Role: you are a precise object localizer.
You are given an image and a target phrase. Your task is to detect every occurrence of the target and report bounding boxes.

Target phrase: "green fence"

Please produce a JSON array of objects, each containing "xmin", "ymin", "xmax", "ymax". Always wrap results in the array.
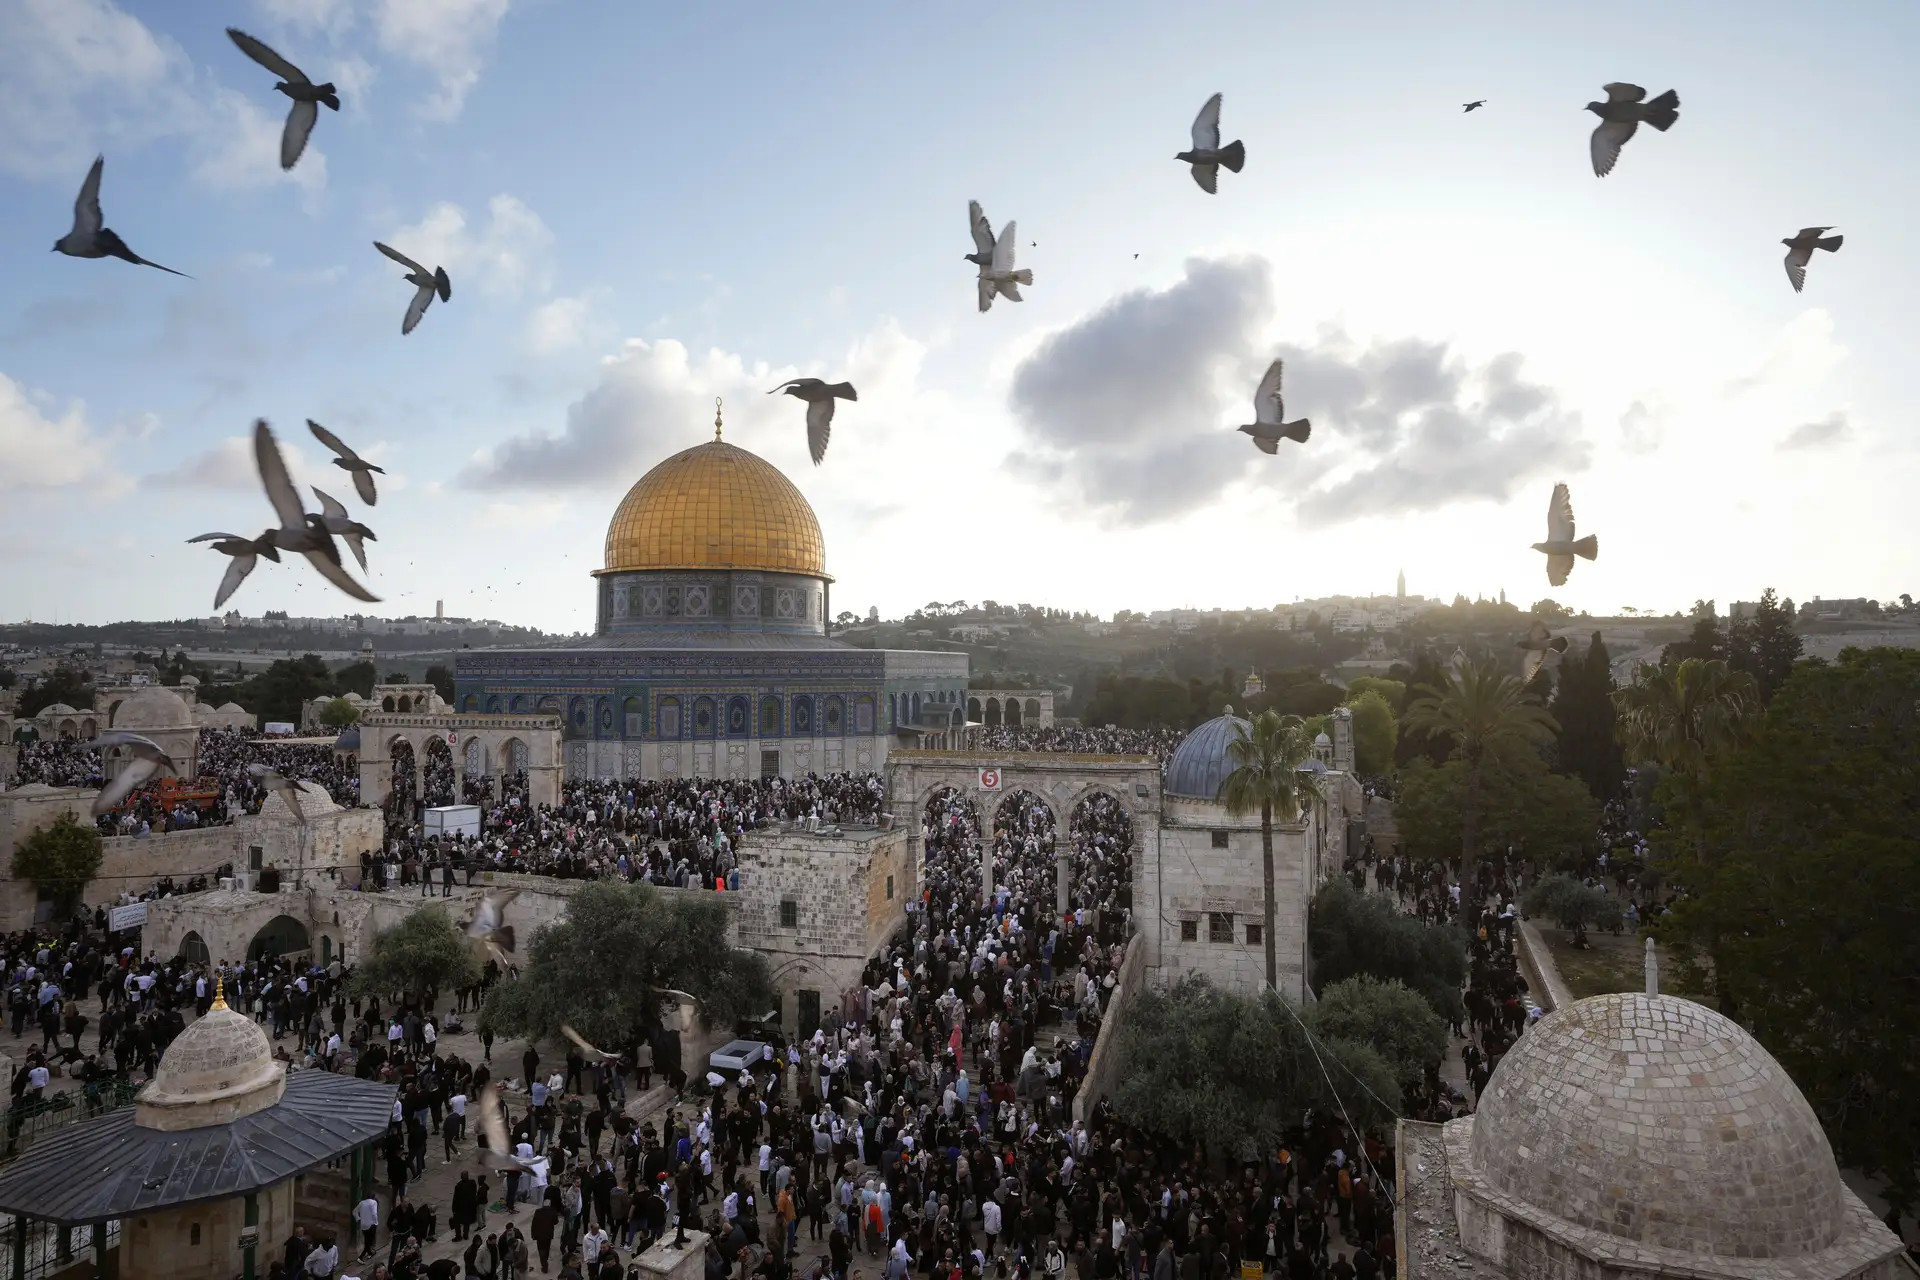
[{"xmin": 1, "ymin": 1082, "xmax": 140, "ymax": 1166}]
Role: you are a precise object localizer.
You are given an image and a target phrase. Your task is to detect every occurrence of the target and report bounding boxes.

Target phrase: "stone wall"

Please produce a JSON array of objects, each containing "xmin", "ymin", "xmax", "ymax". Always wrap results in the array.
[
  {"xmin": 1154, "ymin": 799, "xmax": 1313, "ymax": 1003},
  {"xmin": 1073, "ymin": 934, "xmax": 1144, "ymax": 1123},
  {"xmin": 120, "ymin": 1177, "xmax": 295, "ymax": 1280}
]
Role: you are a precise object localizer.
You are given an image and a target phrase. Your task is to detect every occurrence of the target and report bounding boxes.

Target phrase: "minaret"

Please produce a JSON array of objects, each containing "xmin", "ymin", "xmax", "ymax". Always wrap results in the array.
[{"xmin": 1396, "ymin": 569, "xmax": 1406, "ymax": 599}]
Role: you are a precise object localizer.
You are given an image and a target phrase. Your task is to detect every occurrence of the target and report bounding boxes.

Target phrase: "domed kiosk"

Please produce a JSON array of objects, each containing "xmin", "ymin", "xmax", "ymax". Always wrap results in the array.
[
  {"xmin": 445, "ymin": 407, "xmax": 969, "ymax": 786},
  {"xmin": 1401, "ymin": 992, "xmax": 1907, "ymax": 1279},
  {"xmin": 105, "ymin": 684, "xmax": 200, "ymax": 782},
  {"xmin": 0, "ymin": 983, "xmax": 396, "ymax": 1280}
]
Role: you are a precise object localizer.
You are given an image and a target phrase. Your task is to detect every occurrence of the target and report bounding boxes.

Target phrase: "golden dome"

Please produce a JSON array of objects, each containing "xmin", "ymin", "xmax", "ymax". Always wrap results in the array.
[{"xmin": 600, "ymin": 437, "xmax": 828, "ymax": 579}]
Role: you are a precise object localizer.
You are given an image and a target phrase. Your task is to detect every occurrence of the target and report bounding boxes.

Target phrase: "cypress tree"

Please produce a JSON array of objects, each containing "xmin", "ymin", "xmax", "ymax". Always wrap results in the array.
[{"xmin": 1551, "ymin": 632, "xmax": 1626, "ymax": 803}]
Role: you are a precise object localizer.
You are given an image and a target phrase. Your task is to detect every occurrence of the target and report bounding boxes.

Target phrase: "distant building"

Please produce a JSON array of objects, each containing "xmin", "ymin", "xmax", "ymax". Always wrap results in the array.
[{"xmin": 1397, "ymin": 569, "xmax": 1406, "ymax": 599}]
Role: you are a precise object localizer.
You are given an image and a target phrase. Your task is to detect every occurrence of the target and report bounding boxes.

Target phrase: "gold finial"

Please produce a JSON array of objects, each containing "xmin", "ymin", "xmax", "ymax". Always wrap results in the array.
[
  {"xmin": 714, "ymin": 397, "xmax": 724, "ymax": 442},
  {"xmin": 211, "ymin": 971, "xmax": 228, "ymax": 1012}
]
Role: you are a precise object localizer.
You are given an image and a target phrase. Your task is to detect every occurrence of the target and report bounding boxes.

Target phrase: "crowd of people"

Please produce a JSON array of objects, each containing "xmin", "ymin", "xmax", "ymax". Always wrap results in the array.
[{"xmin": 975, "ymin": 727, "xmax": 1184, "ymax": 763}]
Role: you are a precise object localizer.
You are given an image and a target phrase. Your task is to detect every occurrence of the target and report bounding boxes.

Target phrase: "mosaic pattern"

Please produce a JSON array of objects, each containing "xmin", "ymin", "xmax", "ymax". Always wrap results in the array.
[
  {"xmin": 1464, "ymin": 993, "xmax": 1846, "ymax": 1260},
  {"xmin": 601, "ymin": 440, "xmax": 827, "ymax": 577}
]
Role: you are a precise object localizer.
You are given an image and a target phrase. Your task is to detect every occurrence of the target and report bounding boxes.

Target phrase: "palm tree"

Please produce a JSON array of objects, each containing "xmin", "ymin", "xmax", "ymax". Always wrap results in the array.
[
  {"xmin": 1402, "ymin": 657, "xmax": 1559, "ymax": 903},
  {"xmin": 1612, "ymin": 658, "xmax": 1758, "ymax": 777},
  {"xmin": 1220, "ymin": 710, "xmax": 1323, "ymax": 990}
]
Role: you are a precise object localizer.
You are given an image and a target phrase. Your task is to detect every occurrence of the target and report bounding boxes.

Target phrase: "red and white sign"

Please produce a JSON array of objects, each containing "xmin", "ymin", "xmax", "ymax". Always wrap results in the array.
[
  {"xmin": 447, "ymin": 732, "xmax": 458, "ymax": 746},
  {"xmin": 977, "ymin": 767, "xmax": 1002, "ymax": 792}
]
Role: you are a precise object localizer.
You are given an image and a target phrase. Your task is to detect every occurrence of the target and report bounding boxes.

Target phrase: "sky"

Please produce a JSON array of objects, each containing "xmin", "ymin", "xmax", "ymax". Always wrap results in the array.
[{"xmin": 2, "ymin": 0, "xmax": 1917, "ymax": 632}]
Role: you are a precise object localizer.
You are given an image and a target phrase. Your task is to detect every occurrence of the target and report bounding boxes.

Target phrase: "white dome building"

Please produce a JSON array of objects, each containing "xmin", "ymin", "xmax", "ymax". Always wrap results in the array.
[{"xmin": 106, "ymin": 684, "xmax": 199, "ymax": 781}]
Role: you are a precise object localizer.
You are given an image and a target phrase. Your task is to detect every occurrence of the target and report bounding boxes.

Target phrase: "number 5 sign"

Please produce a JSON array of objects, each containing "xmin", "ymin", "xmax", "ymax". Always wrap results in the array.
[{"xmin": 977, "ymin": 767, "xmax": 1002, "ymax": 792}]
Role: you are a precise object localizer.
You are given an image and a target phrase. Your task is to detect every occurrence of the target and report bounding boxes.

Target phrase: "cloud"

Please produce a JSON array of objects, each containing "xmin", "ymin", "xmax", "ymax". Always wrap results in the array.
[
  {"xmin": 384, "ymin": 195, "xmax": 551, "ymax": 296},
  {"xmin": 192, "ymin": 87, "xmax": 328, "ymax": 193},
  {"xmin": 143, "ymin": 435, "xmax": 259, "ymax": 491},
  {"xmin": 1726, "ymin": 309, "xmax": 1845, "ymax": 397},
  {"xmin": 0, "ymin": 373, "xmax": 116, "ymax": 490},
  {"xmin": 1618, "ymin": 399, "xmax": 1666, "ymax": 455},
  {"xmin": 1004, "ymin": 254, "xmax": 1587, "ymax": 528},
  {"xmin": 1779, "ymin": 410, "xmax": 1853, "ymax": 451},
  {"xmin": 371, "ymin": 0, "xmax": 510, "ymax": 120},
  {"xmin": 1006, "ymin": 256, "xmax": 1275, "ymax": 524},
  {"xmin": 526, "ymin": 292, "xmax": 598, "ymax": 352}
]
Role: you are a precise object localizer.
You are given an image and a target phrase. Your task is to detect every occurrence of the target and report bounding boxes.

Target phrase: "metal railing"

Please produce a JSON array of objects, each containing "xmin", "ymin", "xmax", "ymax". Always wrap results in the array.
[{"xmin": 1, "ymin": 1081, "xmax": 140, "ymax": 1165}]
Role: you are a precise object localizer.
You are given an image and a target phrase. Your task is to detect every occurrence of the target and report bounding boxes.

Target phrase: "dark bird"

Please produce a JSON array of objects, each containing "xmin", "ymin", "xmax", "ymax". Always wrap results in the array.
[
  {"xmin": 1782, "ymin": 227, "xmax": 1843, "ymax": 293},
  {"xmin": 1532, "ymin": 482, "xmax": 1599, "ymax": 586},
  {"xmin": 1516, "ymin": 619, "xmax": 1570, "ymax": 681},
  {"xmin": 187, "ymin": 529, "xmax": 281, "ymax": 608},
  {"xmin": 226, "ymin": 28, "xmax": 337, "ymax": 170},
  {"xmin": 465, "ymin": 889, "xmax": 519, "ymax": 967},
  {"xmin": 253, "ymin": 419, "xmax": 380, "ymax": 601},
  {"xmin": 373, "ymin": 241, "xmax": 452, "ymax": 335},
  {"xmin": 52, "ymin": 156, "xmax": 189, "ymax": 277},
  {"xmin": 1463, "ymin": 100, "xmax": 1487, "ymax": 112},
  {"xmin": 308, "ymin": 419, "xmax": 384, "ymax": 505},
  {"xmin": 313, "ymin": 487, "xmax": 377, "ymax": 571},
  {"xmin": 247, "ymin": 763, "xmax": 315, "ymax": 823},
  {"xmin": 81, "ymin": 733, "xmax": 179, "ymax": 816},
  {"xmin": 1176, "ymin": 92, "xmax": 1245, "ymax": 194},
  {"xmin": 1237, "ymin": 360, "xmax": 1311, "ymax": 453},
  {"xmin": 1586, "ymin": 83, "xmax": 1679, "ymax": 176},
  {"xmin": 769, "ymin": 378, "xmax": 857, "ymax": 465},
  {"xmin": 964, "ymin": 201, "xmax": 996, "ymax": 267}
]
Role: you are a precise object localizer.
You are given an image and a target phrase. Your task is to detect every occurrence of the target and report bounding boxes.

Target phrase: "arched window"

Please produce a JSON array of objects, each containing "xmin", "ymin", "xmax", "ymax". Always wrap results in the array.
[
  {"xmin": 727, "ymin": 697, "xmax": 749, "ymax": 736},
  {"xmin": 760, "ymin": 696, "xmax": 782, "ymax": 737},
  {"xmin": 179, "ymin": 931, "xmax": 209, "ymax": 966},
  {"xmin": 658, "ymin": 697, "xmax": 681, "ymax": 739},
  {"xmin": 486, "ymin": 695, "xmax": 503, "ymax": 713},
  {"xmin": 693, "ymin": 696, "xmax": 716, "ymax": 737},
  {"xmin": 984, "ymin": 698, "xmax": 1002, "ymax": 727},
  {"xmin": 792, "ymin": 696, "xmax": 812, "ymax": 734},
  {"xmin": 823, "ymin": 696, "xmax": 844, "ymax": 734},
  {"xmin": 623, "ymin": 696, "xmax": 644, "ymax": 736},
  {"xmin": 382, "ymin": 696, "xmax": 396, "ymax": 712},
  {"xmin": 968, "ymin": 697, "xmax": 982, "ymax": 722},
  {"xmin": 397, "ymin": 695, "xmax": 412, "ymax": 713},
  {"xmin": 1006, "ymin": 698, "xmax": 1023, "ymax": 728},
  {"xmin": 1025, "ymin": 697, "xmax": 1041, "ymax": 722},
  {"xmin": 856, "ymin": 696, "xmax": 875, "ymax": 734},
  {"xmin": 462, "ymin": 694, "xmax": 479, "ymax": 712}
]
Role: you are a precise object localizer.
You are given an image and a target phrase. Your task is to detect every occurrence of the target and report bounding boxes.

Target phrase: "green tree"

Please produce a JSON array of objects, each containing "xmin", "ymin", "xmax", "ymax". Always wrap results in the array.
[
  {"xmin": 1530, "ymin": 598, "xmax": 1572, "ymax": 621},
  {"xmin": 1393, "ymin": 652, "xmax": 1453, "ymax": 768},
  {"xmin": 424, "ymin": 664, "xmax": 456, "ymax": 705},
  {"xmin": 1726, "ymin": 588, "xmax": 1803, "ymax": 704},
  {"xmin": 1344, "ymin": 690, "xmax": 1397, "ymax": 775},
  {"xmin": 1394, "ymin": 740, "xmax": 1598, "ymax": 873},
  {"xmin": 249, "ymin": 654, "xmax": 339, "ymax": 724},
  {"xmin": 1308, "ymin": 975, "xmax": 1448, "ymax": 1092},
  {"xmin": 1613, "ymin": 658, "xmax": 1758, "ymax": 782},
  {"xmin": 1668, "ymin": 648, "xmax": 1920, "ymax": 1210},
  {"xmin": 18, "ymin": 665, "xmax": 95, "ymax": 717},
  {"xmin": 347, "ymin": 906, "xmax": 479, "ymax": 1007},
  {"xmin": 1550, "ymin": 632, "xmax": 1625, "ymax": 803},
  {"xmin": 1663, "ymin": 613, "xmax": 1727, "ymax": 665},
  {"xmin": 1343, "ymin": 677, "xmax": 1406, "ymax": 714},
  {"xmin": 1220, "ymin": 711, "xmax": 1323, "ymax": 990},
  {"xmin": 319, "ymin": 697, "xmax": 362, "ymax": 729},
  {"xmin": 1113, "ymin": 976, "xmax": 1399, "ymax": 1158},
  {"xmin": 1521, "ymin": 872, "xmax": 1622, "ymax": 945},
  {"xmin": 10, "ymin": 812, "xmax": 104, "ymax": 916},
  {"xmin": 1309, "ymin": 878, "xmax": 1467, "ymax": 1024},
  {"xmin": 482, "ymin": 882, "xmax": 773, "ymax": 1052},
  {"xmin": 1403, "ymin": 658, "xmax": 1558, "ymax": 897},
  {"xmin": 333, "ymin": 660, "xmax": 378, "ymax": 698}
]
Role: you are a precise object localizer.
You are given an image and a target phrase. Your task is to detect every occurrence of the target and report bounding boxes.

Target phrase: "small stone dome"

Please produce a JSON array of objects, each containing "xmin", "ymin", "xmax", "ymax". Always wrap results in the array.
[
  {"xmin": 177, "ymin": 674, "xmax": 200, "ymax": 687},
  {"xmin": 1464, "ymin": 992, "xmax": 1847, "ymax": 1260},
  {"xmin": 218, "ymin": 701, "xmax": 246, "ymax": 713},
  {"xmin": 1313, "ymin": 731, "xmax": 1332, "ymax": 746},
  {"xmin": 1163, "ymin": 709, "xmax": 1252, "ymax": 800},
  {"xmin": 135, "ymin": 1002, "xmax": 285, "ymax": 1131},
  {"xmin": 41, "ymin": 702, "xmax": 77, "ymax": 716},
  {"xmin": 114, "ymin": 685, "xmax": 194, "ymax": 731},
  {"xmin": 261, "ymin": 787, "xmax": 340, "ymax": 823}
]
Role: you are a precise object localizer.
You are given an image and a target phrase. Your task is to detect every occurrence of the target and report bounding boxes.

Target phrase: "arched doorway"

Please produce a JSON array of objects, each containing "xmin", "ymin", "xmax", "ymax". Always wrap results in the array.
[
  {"xmin": 990, "ymin": 789, "xmax": 1056, "ymax": 906},
  {"xmin": 388, "ymin": 737, "xmax": 417, "ymax": 812},
  {"xmin": 1068, "ymin": 792, "xmax": 1136, "ymax": 933},
  {"xmin": 967, "ymin": 697, "xmax": 982, "ymax": 723},
  {"xmin": 1005, "ymin": 698, "xmax": 1024, "ymax": 729},
  {"xmin": 983, "ymin": 698, "xmax": 1002, "ymax": 728},
  {"xmin": 920, "ymin": 786, "xmax": 983, "ymax": 910},
  {"xmin": 424, "ymin": 736, "xmax": 455, "ymax": 806},
  {"xmin": 248, "ymin": 914, "xmax": 310, "ymax": 961},
  {"xmin": 178, "ymin": 931, "xmax": 210, "ymax": 967}
]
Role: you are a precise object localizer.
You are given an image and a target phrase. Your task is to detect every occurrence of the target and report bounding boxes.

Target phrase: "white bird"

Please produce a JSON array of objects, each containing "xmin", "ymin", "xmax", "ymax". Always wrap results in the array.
[
  {"xmin": 81, "ymin": 733, "xmax": 179, "ymax": 816},
  {"xmin": 308, "ymin": 420, "xmax": 385, "ymax": 505},
  {"xmin": 465, "ymin": 889, "xmax": 519, "ymax": 966},
  {"xmin": 187, "ymin": 530, "xmax": 282, "ymax": 609},
  {"xmin": 1516, "ymin": 619, "xmax": 1570, "ymax": 681},
  {"xmin": 976, "ymin": 220, "xmax": 1033, "ymax": 312},
  {"xmin": 1175, "ymin": 93, "xmax": 1246, "ymax": 194},
  {"xmin": 475, "ymin": 1087, "xmax": 538, "ymax": 1172},
  {"xmin": 247, "ymin": 763, "xmax": 316, "ymax": 824},
  {"xmin": 52, "ymin": 156, "xmax": 189, "ymax": 277},
  {"xmin": 562, "ymin": 1024, "xmax": 622, "ymax": 1063},
  {"xmin": 768, "ymin": 379, "xmax": 857, "ymax": 465},
  {"xmin": 1781, "ymin": 227, "xmax": 1843, "ymax": 294},
  {"xmin": 226, "ymin": 28, "xmax": 338, "ymax": 171},
  {"xmin": 964, "ymin": 201, "xmax": 997, "ymax": 267},
  {"xmin": 313, "ymin": 487, "xmax": 377, "ymax": 572},
  {"xmin": 373, "ymin": 242, "xmax": 452, "ymax": 335},
  {"xmin": 1531, "ymin": 482, "xmax": 1600, "ymax": 587},
  {"xmin": 1585, "ymin": 83, "xmax": 1679, "ymax": 177},
  {"xmin": 253, "ymin": 420, "xmax": 380, "ymax": 602},
  {"xmin": 1236, "ymin": 360, "xmax": 1312, "ymax": 453}
]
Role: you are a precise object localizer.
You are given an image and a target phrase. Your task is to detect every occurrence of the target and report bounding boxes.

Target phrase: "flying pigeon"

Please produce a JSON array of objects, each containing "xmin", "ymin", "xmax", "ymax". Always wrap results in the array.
[
  {"xmin": 1176, "ymin": 92, "xmax": 1246, "ymax": 194},
  {"xmin": 373, "ymin": 241, "xmax": 452, "ymax": 335},
  {"xmin": 976, "ymin": 220, "xmax": 1033, "ymax": 312},
  {"xmin": 247, "ymin": 763, "xmax": 315, "ymax": 823},
  {"xmin": 1463, "ymin": 100, "xmax": 1487, "ymax": 112},
  {"xmin": 52, "ymin": 156, "xmax": 189, "ymax": 277},
  {"xmin": 1586, "ymin": 83, "xmax": 1679, "ymax": 177},
  {"xmin": 1781, "ymin": 227, "xmax": 1843, "ymax": 294},
  {"xmin": 769, "ymin": 379, "xmax": 857, "ymax": 466},
  {"xmin": 81, "ymin": 733, "xmax": 179, "ymax": 816},
  {"xmin": 253, "ymin": 420, "xmax": 381, "ymax": 602},
  {"xmin": 465, "ymin": 889, "xmax": 519, "ymax": 967},
  {"xmin": 562, "ymin": 1025, "xmax": 622, "ymax": 1064},
  {"xmin": 965, "ymin": 201, "xmax": 997, "ymax": 267},
  {"xmin": 1237, "ymin": 360, "xmax": 1312, "ymax": 453},
  {"xmin": 1516, "ymin": 618, "xmax": 1570, "ymax": 681},
  {"xmin": 187, "ymin": 530, "xmax": 282, "ymax": 608},
  {"xmin": 476, "ymin": 1087, "xmax": 538, "ymax": 1173},
  {"xmin": 226, "ymin": 28, "xmax": 337, "ymax": 170},
  {"xmin": 312, "ymin": 487, "xmax": 377, "ymax": 571},
  {"xmin": 1532, "ymin": 482, "xmax": 1599, "ymax": 587},
  {"xmin": 307, "ymin": 420, "xmax": 384, "ymax": 505}
]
